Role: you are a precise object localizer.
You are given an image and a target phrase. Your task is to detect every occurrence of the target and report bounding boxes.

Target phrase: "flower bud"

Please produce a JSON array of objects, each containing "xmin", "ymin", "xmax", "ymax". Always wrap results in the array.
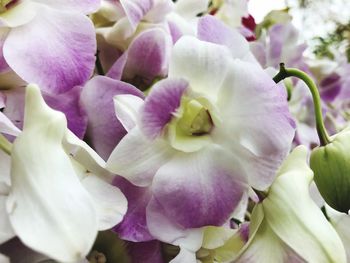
[{"xmin": 310, "ymin": 129, "xmax": 350, "ymax": 213}]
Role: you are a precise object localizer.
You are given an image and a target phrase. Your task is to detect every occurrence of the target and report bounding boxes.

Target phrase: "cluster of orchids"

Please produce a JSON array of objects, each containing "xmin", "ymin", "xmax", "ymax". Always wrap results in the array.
[{"xmin": 1, "ymin": 0, "xmax": 350, "ymax": 262}]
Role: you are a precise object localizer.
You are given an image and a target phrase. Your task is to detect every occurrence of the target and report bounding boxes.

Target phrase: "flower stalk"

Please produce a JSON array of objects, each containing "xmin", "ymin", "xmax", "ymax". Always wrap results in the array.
[{"xmin": 273, "ymin": 63, "xmax": 331, "ymax": 146}]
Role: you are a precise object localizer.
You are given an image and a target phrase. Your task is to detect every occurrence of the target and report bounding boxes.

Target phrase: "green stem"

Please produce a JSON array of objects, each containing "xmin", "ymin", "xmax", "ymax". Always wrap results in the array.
[
  {"xmin": 0, "ymin": 133, "xmax": 11, "ymax": 155},
  {"xmin": 273, "ymin": 63, "xmax": 331, "ymax": 146}
]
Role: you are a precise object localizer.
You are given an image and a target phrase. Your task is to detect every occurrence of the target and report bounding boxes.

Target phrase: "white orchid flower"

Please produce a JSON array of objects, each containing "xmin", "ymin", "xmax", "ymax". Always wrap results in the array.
[
  {"xmin": 235, "ymin": 146, "xmax": 346, "ymax": 263},
  {"xmin": 5, "ymin": 84, "xmax": 127, "ymax": 262}
]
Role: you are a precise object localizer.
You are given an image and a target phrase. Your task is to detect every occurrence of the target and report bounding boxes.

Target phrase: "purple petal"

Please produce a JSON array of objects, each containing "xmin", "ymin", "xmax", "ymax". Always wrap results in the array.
[
  {"xmin": 168, "ymin": 20, "xmax": 183, "ymax": 43},
  {"xmin": 97, "ymin": 34, "xmax": 124, "ymax": 76},
  {"xmin": 319, "ymin": 73, "xmax": 341, "ymax": 102},
  {"xmin": 267, "ymin": 24, "xmax": 285, "ymax": 67},
  {"xmin": 0, "ymin": 31, "xmax": 9, "ymax": 74},
  {"xmin": 81, "ymin": 76, "xmax": 144, "ymax": 160},
  {"xmin": 43, "ymin": 86, "xmax": 87, "ymax": 139},
  {"xmin": 107, "ymin": 52, "xmax": 128, "ymax": 80},
  {"xmin": 122, "ymin": 28, "xmax": 172, "ymax": 89},
  {"xmin": 3, "ymin": 6, "xmax": 96, "ymax": 94},
  {"xmin": 112, "ymin": 176, "xmax": 154, "ymax": 242},
  {"xmin": 267, "ymin": 23, "xmax": 305, "ymax": 68},
  {"xmin": 152, "ymin": 145, "xmax": 246, "ymax": 228},
  {"xmin": 249, "ymin": 42, "xmax": 267, "ymax": 67},
  {"xmin": 120, "ymin": 0, "xmax": 153, "ymax": 29},
  {"xmin": 197, "ymin": 15, "xmax": 249, "ymax": 59},
  {"xmin": 32, "ymin": 0, "xmax": 101, "ymax": 14},
  {"xmin": 141, "ymin": 78, "xmax": 188, "ymax": 139},
  {"xmin": 146, "ymin": 197, "xmax": 204, "ymax": 250},
  {"xmin": 3, "ymin": 86, "xmax": 88, "ymax": 139}
]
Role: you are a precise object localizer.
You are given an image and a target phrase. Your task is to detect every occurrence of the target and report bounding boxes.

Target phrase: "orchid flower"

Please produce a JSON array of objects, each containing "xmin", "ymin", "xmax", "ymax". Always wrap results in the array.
[
  {"xmin": 5, "ymin": 84, "xmax": 127, "ymax": 262},
  {"xmin": 96, "ymin": 0, "xmax": 173, "ymax": 50},
  {"xmin": 0, "ymin": 0, "xmax": 99, "ymax": 94},
  {"xmin": 234, "ymin": 146, "xmax": 346, "ymax": 262},
  {"xmin": 93, "ymin": 0, "xmax": 208, "ymax": 51},
  {"xmin": 250, "ymin": 22, "xmax": 308, "ymax": 71},
  {"xmin": 92, "ymin": 0, "xmax": 210, "ymax": 83},
  {"xmin": 107, "ymin": 33, "xmax": 295, "ymax": 260},
  {"xmin": 92, "ymin": 0, "xmax": 174, "ymax": 92}
]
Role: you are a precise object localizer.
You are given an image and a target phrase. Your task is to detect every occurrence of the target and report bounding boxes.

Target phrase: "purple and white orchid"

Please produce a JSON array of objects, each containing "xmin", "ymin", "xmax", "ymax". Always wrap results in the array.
[
  {"xmin": 0, "ymin": 0, "xmax": 99, "ymax": 93},
  {"xmin": 0, "ymin": 1, "xmax": 349, "ymax": 262},
  {"xmin": 107, "ymin": 31, "xmax": 295, "ymax": 260}
]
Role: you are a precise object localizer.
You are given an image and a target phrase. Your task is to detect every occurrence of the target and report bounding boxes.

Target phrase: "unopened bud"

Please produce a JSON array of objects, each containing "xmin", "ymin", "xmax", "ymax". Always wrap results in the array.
[{"xmin": 310, "ymin": 129, "xmax": 350, "ymax": 213}]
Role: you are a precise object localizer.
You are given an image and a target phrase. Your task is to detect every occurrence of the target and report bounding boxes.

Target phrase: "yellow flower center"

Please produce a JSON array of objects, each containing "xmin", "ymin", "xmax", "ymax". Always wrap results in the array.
[
  {"xmin": 166, "ymin": 97, "xmax": 215, "ymax": 152},
  {"xmin": 177, "ymin": 99, "xmax": 212, "ymax": 136}
]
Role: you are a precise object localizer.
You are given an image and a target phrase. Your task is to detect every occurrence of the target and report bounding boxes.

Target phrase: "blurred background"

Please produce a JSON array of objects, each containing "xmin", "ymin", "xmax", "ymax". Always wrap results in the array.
[{"xmin": 249, "ymin": 0, "xmax": 350, "ymax": 59}]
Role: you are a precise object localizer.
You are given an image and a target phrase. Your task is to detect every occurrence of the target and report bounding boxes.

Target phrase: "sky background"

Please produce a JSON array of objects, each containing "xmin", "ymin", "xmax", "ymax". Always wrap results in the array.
[
  {"xmin": 248, "ymin": 0, "xmax": 287, "ymax": 23},
  {"xmin": 248, "ymin": 0, "xmax": 350, "ymax": 48}
]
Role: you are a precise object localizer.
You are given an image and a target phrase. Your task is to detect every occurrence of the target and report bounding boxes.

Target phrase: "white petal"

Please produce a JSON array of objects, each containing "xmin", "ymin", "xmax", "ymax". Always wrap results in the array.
[
  {"xmin": 169, "ymin": 36, "xmax": 231, "ymax": 100},
  {"xmin": 236, "ymin": 146, "xmax": 347, "ymax": 262},
  {"xmin": 202, "ymin": 226, "xmax": 238, "ymax": 250},
  {"xmin": 265, "ymin": 146, "xmax": 346, "ymax": 262},
  {"xmin": 327, "ymin": 206, "xmax": 350, "ymax": 261},
  {"xmin": 0, "ymin": 195, "xmax": 14, "ymax": 244},
  {"xmin": 106, "ymin": 127, "xmax": 174, "ymax": 187},
  {"xmin": 114, "ymin": 94, "xmax": 144, "ymax": 132},
  {"xmin": 63, "ymin": 130, "xmax": 112, "ymax": 182},
  {"xmin": 7, "ymin": 85, "xmax": 98, "ymax": 262},
  {"xmin": 236, "ymin": 207, "xmax": 305, "ymax": 263},
  {"xmin": 214, "ymin": 60, "xmax": 295, "ymax": 190},
  {"xmin": 82, "ymin": 175, "xmax": 127, "ymax": 230},
  {"xmin": 175, "ymin": 0, "xmax": 209, "ymax": 19}
]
